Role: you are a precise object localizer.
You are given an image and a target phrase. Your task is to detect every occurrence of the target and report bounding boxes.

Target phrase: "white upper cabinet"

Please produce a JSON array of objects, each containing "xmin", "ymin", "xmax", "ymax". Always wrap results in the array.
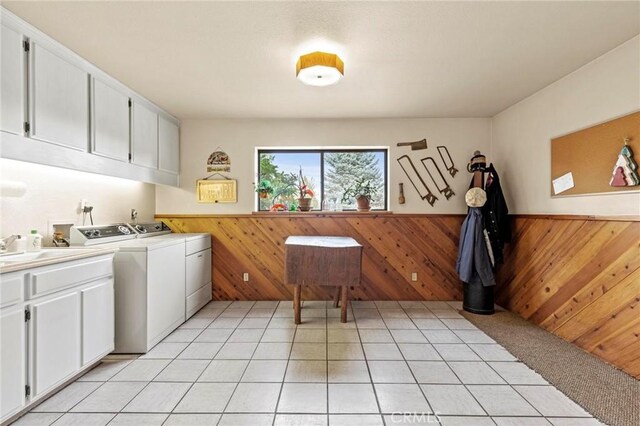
[
  {"xmin": 91, "ymin": 78, "xmax": 130, "ymax": 162},
  {"xmin": 131, "ymin": 101, "xmax": 158, "ymax": 169},
  {"xmin": 30, "ymin": 42, "xmax": 89, "ymax": 151},
  {"xmin": 1, "ymin": 23, "xmax": 25, "ymax": 135},
  {"xmin": 159, "ymin": 115, "xmax": 180, "ymax": 174}
]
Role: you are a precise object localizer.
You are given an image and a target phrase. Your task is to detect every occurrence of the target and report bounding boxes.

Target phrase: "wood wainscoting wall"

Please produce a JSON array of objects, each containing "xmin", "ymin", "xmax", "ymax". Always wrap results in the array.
[
  {"xmin": 496, "ymin": 215, "xmax": 640, "ymax": 378},
  {"xmin": 156, "ymin": 213, "xmax": 639, "ymax": 377},
  {"xmin": 157, "ymin": 213, "xmax": 465, "ymax": 301}
]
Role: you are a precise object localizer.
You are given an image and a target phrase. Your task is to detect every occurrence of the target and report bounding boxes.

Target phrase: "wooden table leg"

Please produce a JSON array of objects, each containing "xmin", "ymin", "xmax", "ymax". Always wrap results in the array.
[
  {"xmin": 340, "ymin": 285, "xmax": 348, "ymax": 323},
  {"xmin": 333, "ymin": 287, "xmax": 341, "ymax": 308},
  {"xmin": 294, "ymin": 284, "xmax": 302, "ymax": 324}
]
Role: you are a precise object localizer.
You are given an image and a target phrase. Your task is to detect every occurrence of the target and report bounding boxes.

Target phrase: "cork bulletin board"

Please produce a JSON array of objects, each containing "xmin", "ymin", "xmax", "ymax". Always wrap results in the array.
[{"xmin": 551, "ymin": 111, "xmax": 640, "ymax": 197}]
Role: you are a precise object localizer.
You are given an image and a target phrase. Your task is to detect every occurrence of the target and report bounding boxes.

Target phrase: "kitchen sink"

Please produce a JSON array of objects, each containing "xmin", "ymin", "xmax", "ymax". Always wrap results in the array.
[{"xmin": 0, "ymin": 249, "xmax": 89, "ymax": 263}]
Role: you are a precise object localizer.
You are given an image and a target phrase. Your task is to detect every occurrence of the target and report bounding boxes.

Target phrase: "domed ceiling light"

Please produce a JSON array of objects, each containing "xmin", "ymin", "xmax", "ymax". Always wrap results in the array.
[{"xmin": 296, "ymin": 51, "xmax": 344, "ymax": 86}]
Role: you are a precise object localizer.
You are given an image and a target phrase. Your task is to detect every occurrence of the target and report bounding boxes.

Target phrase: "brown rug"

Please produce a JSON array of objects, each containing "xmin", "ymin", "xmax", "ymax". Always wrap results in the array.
[{"xmin": 461, "ymin": 309, "xmax": 640, "ymax": 426}]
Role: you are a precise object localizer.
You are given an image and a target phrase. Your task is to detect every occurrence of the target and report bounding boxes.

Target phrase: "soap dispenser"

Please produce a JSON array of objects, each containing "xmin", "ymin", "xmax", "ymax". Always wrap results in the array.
[{"xmin": 27, "ymin": 229, "xmax": 43, "ymax": 252}]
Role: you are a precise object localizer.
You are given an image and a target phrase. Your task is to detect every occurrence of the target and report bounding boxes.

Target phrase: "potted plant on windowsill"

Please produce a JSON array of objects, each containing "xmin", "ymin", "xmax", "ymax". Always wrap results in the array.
[
  {"xmin": 342, "ymin": 178, "xmax": 376, "ymax": 212},
  {"xmin": 255, "ymin": 179, "xmax": 274, "ymax": 199},
  {"xmin": 296, "ymin": 167, "xmax": 314, "ymax": 211}
]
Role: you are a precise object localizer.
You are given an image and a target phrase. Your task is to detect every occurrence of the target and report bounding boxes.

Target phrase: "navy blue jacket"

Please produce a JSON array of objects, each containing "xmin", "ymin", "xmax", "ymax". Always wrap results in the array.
[{"xmin": 456, "ymin": 208, "xmax": 496, "ymax": 287}]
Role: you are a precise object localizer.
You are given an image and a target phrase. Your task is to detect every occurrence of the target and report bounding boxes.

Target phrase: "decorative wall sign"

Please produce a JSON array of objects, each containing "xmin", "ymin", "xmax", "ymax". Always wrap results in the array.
[
  {"xmin": 207, "ymin": 148, "xmax": 231, "ymax": 173},
  {"xmin": 197, "ymin": 179, "xmax": 237, "ymax": 203},
  {"xmin": 609, "ymin": 139, "xmax": 639, "ymax": 187}
]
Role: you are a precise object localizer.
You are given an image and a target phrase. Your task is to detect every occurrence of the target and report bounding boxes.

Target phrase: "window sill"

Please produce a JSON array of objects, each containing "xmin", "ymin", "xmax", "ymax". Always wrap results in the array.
[{"xmin": 251, "ymin": 211, "xmax": 393, "ymax": 217}]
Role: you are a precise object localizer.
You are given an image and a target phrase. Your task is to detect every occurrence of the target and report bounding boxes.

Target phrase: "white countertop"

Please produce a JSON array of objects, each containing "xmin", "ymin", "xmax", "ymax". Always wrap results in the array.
[{"xmin": 0, "ymin": 247, "xmax": 118, "ymax": 273}]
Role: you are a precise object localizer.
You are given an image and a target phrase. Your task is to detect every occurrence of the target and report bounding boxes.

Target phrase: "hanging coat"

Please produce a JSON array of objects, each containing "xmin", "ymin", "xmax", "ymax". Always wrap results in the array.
[
  {"xmin": 482, "ymin": 164, "xmax": 511, "ymax": 264},
  {"xmin": 456, "ymin": 207, "xmax": 496, "ymax": 287}
]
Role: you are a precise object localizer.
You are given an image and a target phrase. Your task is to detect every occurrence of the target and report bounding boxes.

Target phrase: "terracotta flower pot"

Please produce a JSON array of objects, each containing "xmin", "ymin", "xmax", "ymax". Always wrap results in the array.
[
  {"xmin": 356, "ymin": 195, "xmax": 371, "ymax": 212},
  {"xmin": 259, "ymin": 190, "xmax": 269, "ymax": 199},
  {"xmin": 298, "ymin": 197, "xmax": 313, "ymax": 212}
]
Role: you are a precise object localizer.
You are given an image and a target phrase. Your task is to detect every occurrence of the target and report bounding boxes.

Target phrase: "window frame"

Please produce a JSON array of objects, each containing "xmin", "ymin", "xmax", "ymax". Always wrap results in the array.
[{"xmin": 257, "ymin": 147, "xmax": 389, "ymax": 212}]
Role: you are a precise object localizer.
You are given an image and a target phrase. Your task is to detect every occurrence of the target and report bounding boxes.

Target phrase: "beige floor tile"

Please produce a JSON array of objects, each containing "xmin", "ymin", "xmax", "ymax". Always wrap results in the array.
[
  {"xmin": 398, "ymin": 344, "xmax": 442, "ymax": 361},
  {"xmin": 328, "ymin": 343, "xmax": 365, "ymax": 360},
  {"xmin": 162, "ymin": 329, "xmax": 201, "ymax": 343},
  {"xmin": 421, "ymin": 384, "xmax": 485, "ymax": 415},
  {"xmin": 208, "ymin": 317, "xmax": 243, "ymax": 328},
  {"xmin": 285, "ymin": 360, "xmax": 327, "ymax": 382},
  {"xmin": 273, "ymin": 308, "xmax": 295, "ymax": 318},
  {"xmin": 408, "ymin": 361, "xmax": 460, "ymax": 384},
  {"xmin": 229, "ymin": 301, "xmax": 255, "ymax": 309},
  {"xmin": 177, "ymin": 342, "xmax": 223, "ymax": 359},
  {"xmin": 327, "ymin": 329, "xmax": 360, "ymax": 343},
  {"xmin": 241, "ymin": 360, "xmax": 288, "ymax": 382},
  {"xmin": 227, "ymin": 328, "xmax": 265, "ymax": 343},
  {"xmin": 493, "ymin": 418, "xmax": 551, "ymax": 426},
  {"xmin": 32, "ymin": 382, "xmax": 102, "ymax": 412},
  {"xmin": 327, "ymin": 318, "xmax": 357, "ymax": 329},
  {"xmin": 379, "ymin": 309, "xmax": 409, "ymax": 319},
  {"xmin": 431, "ymin": 309, "xmax": 464, "ymax": 319},
  {"xmin": 390, "ymin": 329, "xmax": 428, "ymax": 343},
  {"xmin": 351, "ymin": 301, "xmax": 377, "ymax": 308},
  {"xmin": 469, "ymin": 344, "xmax": 517, "ymax": 361},
  {"xmin": 254, "ymin": 301, "xmax": 279, "ymax": 309},
  {"xmin": 353, "ymin": 309, "xmax": 382, "ymax": 319},
  {"xmin": 215, "ymin": 342, "xmax": 258, "ymax": 359},
  {"xmin": 198, "ymin": 359, "xmax": 247, "ymax": 382},
  {"xmin": 547, "ymin": 418, "xmax": 603, "ymax": 426},
  {"xmin": 355, "ymin": 318, "xmax": 387, "ymax": 329},
  {"xmin": 163, "ymin": 414, "xmax": 222, "ymax": 425},
  {"xmin": 374, "ymin": 383, "xmax": 431, "ymax": 414},
  {"xmin": 441, "ymin": 318, "xmax": 477, "ymax": 330},
  {"xmin": 328, "ymin": 383, "xmax": 379, "ymax": 413},
  {"xmin": 375, "ymin": 301, "xmax": 401, "ymax": 309},
  {"xmin": 275, "ymin": 414, "xmax": 327, "ymax": 425},
  {"xmin": 70, "ymin": 382, "xmax": 145, "ymax": 412},
  {"xmin": 433, "ymin": 344, "xmax": 481, "ymax": 361},
  {"xmin": 383, "ymin": 319, "xmax": 417, "ymax": 330},
  {"xmin": 11, "ymin": 413, "xmax": 63, "ymax": 426},
  {"xmin": 110, "ymin": 359, "xmax": 171, "ymax": 382},
  {"xmin": 226, "ymin": 382, "xmax": 281, "ymax": 412},
  {"xmin": 453, "ymin": 330, "xmax": 495, "ymax": 344},
  {"xmin": 179, "ymin": 318, "xmax": 214, "ymax": 329},
  {"xmin": 421, "ymin": 330, "xmax": 463, "ymax": 344},
  {"xmin": 246, "ymin": 308, "xmax": 276, "ymax": 318},
  {"xmin": 362, "ymin": 343, "xmax": 403, "ymax": 360},
  {"xmin": 140, "ymin": 343, "xmax": 189, "ymax": 359},
  {"xmin": 359, "ymin": 329, "xmax": 394, "ymax": 343},
  {"xmin": 253, "ymin": 342, "xmax": 293, "ymax": 359},
  {"xmin": 304, "ymin": 301, "xmax": 328, "ymax": 309},
  {"xmin": 423, "ymin": 301, "xmax": 452, "ymax": 310},
  {"xmin": 290, "ymin": 343, "xmax": 326, "ymax": 360},
  {"xmin": 488, "ymin": 362, "xmax": 548, "ymax": 385},
  {"xmin": 153, "ymin": 359, "xmax": 209, "ymax": 382},
  {"xmin": 238, "ymin": 318, "xmax": 270, "ymax": 328},
  {"xmin": 123, "ymin": 382, "xmax": 191, "ymax": 413},
  {"xmin": 48, "ymin": 413, "xmax": 115, "ymax": 426},
  {"xmin": 413, "ymin": 319, "xmax": 447, "ymax": 330},
  {"xmin": 467, "ymin": 385, "xmax": 538, "ymax": 416},
  {"xmin": 268, "ymin": 317, "xmax": 297, "ymax": 328},
  {"xmin": 368, "ymin": 361, "xmax": 415, "ymax": 383},
  {"xmin": 295, "ymin": 329, "xmax": 327, "ymax": 342},
  {"xmin": 108, "ymin": 413, "xmax": 168, "ymax": 425},
  {"xmin": 278, "ymin": 383, "xmax": 327, "ymax": 413},
  {"xmin": 448, "ymin": 362, "xmax": 505, "ymax": 384},
  {"xmin": 399, "ymin": 301, "xmax": 427, "ymax": 309},
  {"xmin": 297, "ymin": 318, "xmax": 327, "ymax": 328},
  {"xmin": 220, "ymin": 309, "xmax": 250, "ymax": 318},
  {"xmin": 261, "ymin": 328, "xmax": 296, "ymax": 342},
  {"xmin": 405, "ymin": 309, "xmax": 437, "ymax": 319},
  {"xmin": 328, "ymin": 360, "xmax": 371, "ymax": 383},
  {"xmin": 514, "ymin": 386, "xmax": 590, "ymax": 417},
  {"xmin": 438, "ymin": 416, "xmax": 495, "ymax": 426},
  {"xmin": 174, "ymin": 382, "xmax": 236, "ymax": 412},
  {"xmin": 77, "ymin": 360, "xmax": 132, "ymax": 381},
  {"xmin": 194, "ymin": 328, "xmax": 233, "ymax": 343},
  {"xmin": 218, "ymin": 414, "xmax": 274, "ymax": 425},
  {"xmin": 330, "ymin": 414, "xmax": 384, "ymax": 425}
]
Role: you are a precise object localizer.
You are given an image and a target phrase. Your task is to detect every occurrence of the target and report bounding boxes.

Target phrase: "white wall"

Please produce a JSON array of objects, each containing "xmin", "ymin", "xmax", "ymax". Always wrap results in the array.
[
  {"xmin": 156, "ymin": 118, "xmax": 491, "ymax": 214},
  {"xmin": 491, "ymin": 36, "xmax": 640, "ymax": 216},
  {"xmin": 1, "ymin": 158, "xmax": 156, "ymax": 244}
]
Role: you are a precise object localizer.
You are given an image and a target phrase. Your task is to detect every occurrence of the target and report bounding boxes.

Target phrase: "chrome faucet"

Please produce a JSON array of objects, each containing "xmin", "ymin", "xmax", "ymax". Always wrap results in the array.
[{"xmin": 0, "ymin": 235, "xmax": 21, "ymax": 252}]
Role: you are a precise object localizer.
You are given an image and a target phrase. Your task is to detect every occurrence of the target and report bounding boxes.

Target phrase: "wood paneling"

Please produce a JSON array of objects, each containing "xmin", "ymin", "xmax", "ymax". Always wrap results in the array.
[
  {"xmin": 157, "ymin": 213, "xmax": 640, "ymax": 378},
  {"xmin": 496, "ymin": 217, "xmax": 640, "ymax": 378},
  {"xmin": 157, "ymin": 214, "xmax": 465, "ymax": 302}
]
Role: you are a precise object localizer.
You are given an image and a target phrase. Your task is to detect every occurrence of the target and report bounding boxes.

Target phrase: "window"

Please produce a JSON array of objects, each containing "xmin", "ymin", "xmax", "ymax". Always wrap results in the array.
[{"xmin": 257, "ymin": 148, "xmax": 388, "ymax": 211}]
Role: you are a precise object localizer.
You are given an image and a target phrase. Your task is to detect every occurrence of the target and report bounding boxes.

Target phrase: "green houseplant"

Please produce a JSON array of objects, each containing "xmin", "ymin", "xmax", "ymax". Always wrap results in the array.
[
  {"xmin": 342, "ymin": 178, "xmax": 376, "ymax": 212},
  {"xmin": 255, "ymin": 179, "xmax": 274, "ymax": 199}
]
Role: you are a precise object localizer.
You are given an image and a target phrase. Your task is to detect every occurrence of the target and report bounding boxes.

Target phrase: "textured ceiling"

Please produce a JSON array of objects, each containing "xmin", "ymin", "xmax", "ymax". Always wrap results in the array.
[{"xmin": 4, "ymin": 1, "xmax": 639, "ymax": 119}]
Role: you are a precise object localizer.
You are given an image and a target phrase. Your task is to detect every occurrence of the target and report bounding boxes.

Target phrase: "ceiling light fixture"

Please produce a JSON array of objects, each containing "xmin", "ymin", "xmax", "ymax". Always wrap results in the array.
[{"xmin": 296, "ymin": 51, "xmax": 344, "ymax": 86}]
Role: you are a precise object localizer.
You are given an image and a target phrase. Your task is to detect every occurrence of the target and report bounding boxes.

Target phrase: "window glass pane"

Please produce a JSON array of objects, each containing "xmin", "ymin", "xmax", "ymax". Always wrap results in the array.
[
  {"xmin": 324, "ymin": 151, "xmax": 386, "ymax": 210},
  {"xmin": 258, "ymin": 152, "xmax": 321, "ymax": 211}
]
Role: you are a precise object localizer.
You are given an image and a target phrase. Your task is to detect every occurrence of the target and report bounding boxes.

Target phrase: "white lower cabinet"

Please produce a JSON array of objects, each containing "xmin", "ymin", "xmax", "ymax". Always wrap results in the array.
[
  {"xmin": 0, "ymin": 306, "xmax": 26, "ymax": 420},
  {"xmin": 31, "ymin": 292, "xmax": 81, "ymax": 397},
  {"xmin": 81, "ymin": 279, "xmax": 114, "ymax": 365},
  {"xmin": 185, "ymin": 235, "xmax": 212, "ymax": 320},
  {"xmin": 0, "ymin": 253, "xmax": 115, "ymax": 423}
]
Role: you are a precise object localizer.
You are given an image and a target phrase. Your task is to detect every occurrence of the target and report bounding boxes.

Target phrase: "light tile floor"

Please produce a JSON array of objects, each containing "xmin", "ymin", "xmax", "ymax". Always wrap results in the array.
[{"xmin": 14, "ymin": 300, "xmax": 603, "ymax": 426}]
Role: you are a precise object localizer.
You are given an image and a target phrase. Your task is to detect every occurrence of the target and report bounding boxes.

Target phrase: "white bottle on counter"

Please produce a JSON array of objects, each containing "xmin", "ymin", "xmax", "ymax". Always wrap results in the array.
[{"xmin": 27, "ymin": 229, "xmax": 42, "ymax": 252}]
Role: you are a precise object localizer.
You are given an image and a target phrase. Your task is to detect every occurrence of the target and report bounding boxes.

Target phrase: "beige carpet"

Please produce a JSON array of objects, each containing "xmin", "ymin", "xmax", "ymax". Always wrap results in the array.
[{"xmin": 461, "ymin": 309, "xmax": 640, "ymax": 426}]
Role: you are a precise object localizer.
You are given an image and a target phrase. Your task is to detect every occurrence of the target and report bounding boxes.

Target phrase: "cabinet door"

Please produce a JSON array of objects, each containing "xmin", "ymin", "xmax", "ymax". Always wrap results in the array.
[
  {"xmin": 131, "ymin": 101, "xmax": 158, "ymax": 168},
  {"xmin": 30, "ymin": 43, "xmax": 89, "ymax": 151},
  {"xmin": 1, "ymin": 23, "xmax": 25, "ymax": 135},
  {"xmin": 158, "ymin": 116, "xmax": 179, "ymax": 174},
  {"xmin": 81, "ymin": 279, "xmax": 114, "ymax": 365},
  {"xmin": 91, "ymin": 78, "xmax": 130, "ymax": 162},
  {"xmin": 1, "ymin": 307, "xmax": 26, "ymax": 419},
  {"xmin": 31, "ymin": 292, "xmax": 81, "ymax": 397},
  {"xmin": 186, "ymin": 249, "xmax": 211, "ymax": 295}
]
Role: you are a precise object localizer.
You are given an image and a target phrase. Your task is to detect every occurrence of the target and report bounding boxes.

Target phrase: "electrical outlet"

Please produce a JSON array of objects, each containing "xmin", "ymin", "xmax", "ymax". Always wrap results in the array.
[
  {"xmin": 243, "ymin": 273, "xmax": 249, "ymax": 282},
  {"xmin": 411, "ymin": 272, "xmax": 418, "ymax": 282}
]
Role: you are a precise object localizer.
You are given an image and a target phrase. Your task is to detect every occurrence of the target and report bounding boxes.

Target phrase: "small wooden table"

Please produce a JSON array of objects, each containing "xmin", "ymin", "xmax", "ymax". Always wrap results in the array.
[{"xmin": 284, "ymin": 236, "xmax": 363, "ymax": 324}]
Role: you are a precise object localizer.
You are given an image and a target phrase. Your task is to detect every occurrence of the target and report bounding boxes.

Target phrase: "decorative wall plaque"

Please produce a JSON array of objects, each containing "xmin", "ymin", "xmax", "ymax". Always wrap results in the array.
[{"xmin": 196, "ymin": 179, "xmax": 237, "ymax": 203}]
